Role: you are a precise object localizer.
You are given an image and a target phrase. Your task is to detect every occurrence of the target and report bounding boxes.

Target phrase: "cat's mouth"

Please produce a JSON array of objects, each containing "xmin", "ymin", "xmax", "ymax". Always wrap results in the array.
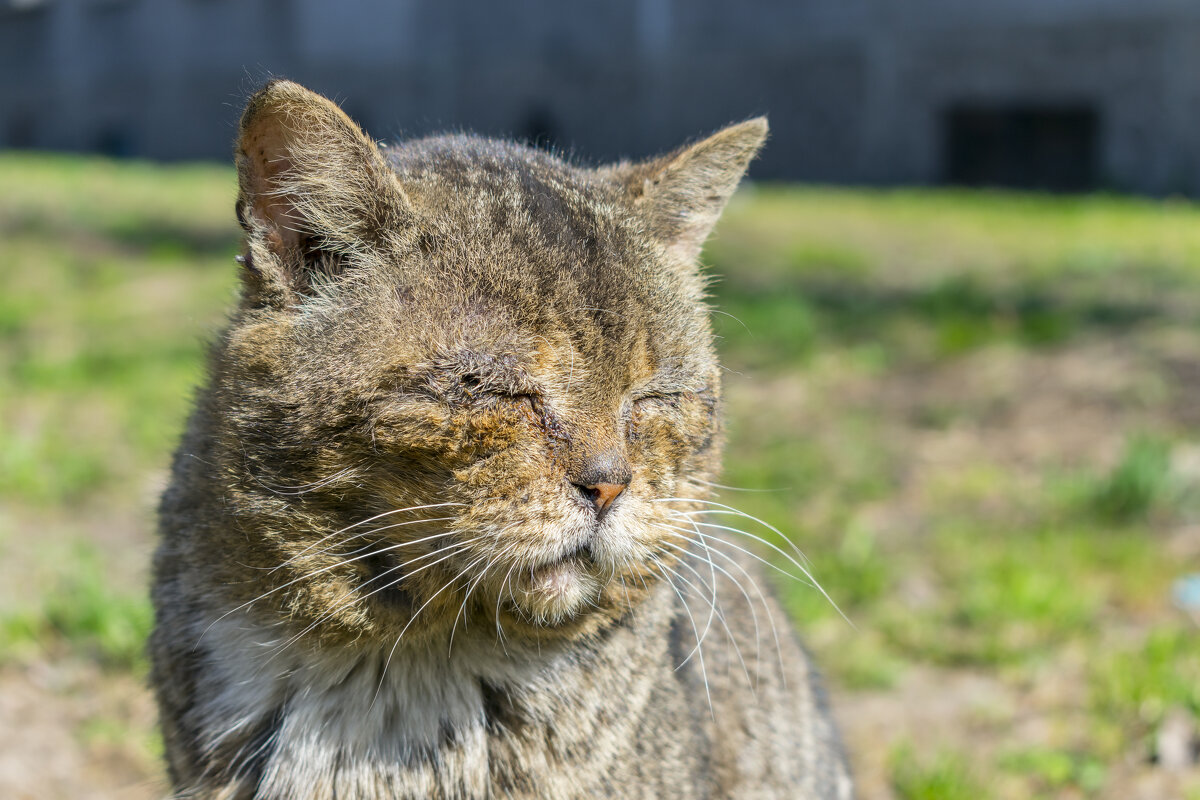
[
  {"xmin": 526, "ymin": 537, "xmax": 596, "ymax": 574},
  {"xmin": 527, "ymin": 545, "xmax": 593, "ymax": 592},
  {"xmin": 547, "ymin": 541, "xmax": 594, "ymax": 567}
]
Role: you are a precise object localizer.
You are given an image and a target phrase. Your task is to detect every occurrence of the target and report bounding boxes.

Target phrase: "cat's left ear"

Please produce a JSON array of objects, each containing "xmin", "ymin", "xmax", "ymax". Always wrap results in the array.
[{"xmin": 605, "ymin": 117, "xmax": 768, "ymax": 264}]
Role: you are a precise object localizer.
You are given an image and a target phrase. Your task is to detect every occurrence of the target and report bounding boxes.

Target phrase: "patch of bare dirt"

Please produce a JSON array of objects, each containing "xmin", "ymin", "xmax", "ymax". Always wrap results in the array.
[
  {"xmin": 0, "ymin": 660, "xmax": 162, "ymax": 800},
  {"xmin": 0, "ymin": 504, "xmax": 161, "ymax": 799},
  {"xmin": 835, "ymin": 660, "xmax": 1200, "ymax": 800}
]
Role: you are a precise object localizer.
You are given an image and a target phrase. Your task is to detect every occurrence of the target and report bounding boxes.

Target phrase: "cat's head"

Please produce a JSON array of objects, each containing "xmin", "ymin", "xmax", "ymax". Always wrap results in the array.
[{"xmin": 213, "ymin": 81, "xmax": 765, "ymax": 642}]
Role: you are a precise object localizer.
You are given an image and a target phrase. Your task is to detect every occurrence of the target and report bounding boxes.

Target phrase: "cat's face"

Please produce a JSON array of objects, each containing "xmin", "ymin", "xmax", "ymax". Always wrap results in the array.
[
  {"xmin": 219, "ymin": 81, "xmax": 765, "ymax": 640},
  {"xmin": 369, "ymin": 244, "xmax": 720, "ymax": 628}
]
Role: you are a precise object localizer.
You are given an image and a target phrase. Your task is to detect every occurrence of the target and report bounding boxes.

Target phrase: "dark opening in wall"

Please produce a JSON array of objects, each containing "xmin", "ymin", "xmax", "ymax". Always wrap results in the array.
[
  {"xmin": 943, "ymin": 104, "xmax": 1099, "ymax": 191},
  {"xmin": 94, "ymin": 127, "xmax": 136, "ymax": 158},
  {"xmin": 5, "ymin": 113, "xmax": 35, "ymax": 149},
  {"xmin": 520, "ymin": 107, "xmax": 559, "ymax": 152}
]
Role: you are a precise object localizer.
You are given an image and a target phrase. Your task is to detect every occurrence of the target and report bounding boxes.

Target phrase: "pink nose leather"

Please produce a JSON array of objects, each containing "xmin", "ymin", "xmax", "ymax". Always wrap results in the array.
[{"xmin": 582, "ymin": 482, "xmax": 626, "ymax": 513}]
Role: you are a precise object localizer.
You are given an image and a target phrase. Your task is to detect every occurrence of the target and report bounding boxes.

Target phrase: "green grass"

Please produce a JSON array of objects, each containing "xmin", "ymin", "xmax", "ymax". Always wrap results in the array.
[
  {"xmin": 0, "ymin": 153, "xmax": 237, "ymax": 506},
  {"xmin": 709, "ymin": 185, "xmax": 1200, "ymax": 369},
  {"xmin": 1092, "ymin": 626, "xmax": 1200, "ymax": 740},
  {"xmin": 3, "ymin": 154, "xmax": 1200, "ymax": 797},
  {"xmin": 890, "ymin": 745, "xmax": 988, "ymax": 800},
  {"xmin": 0, "ymin": 544, "xmax": 153, "ymax": 670},
  {"xmin": 1087, "ymin": 434, "xmax": 1174, "ymax": 523},
  {"xmin": 1000, "ymin": 748, "xmax": 1107, "ymax": 797},
  {"xmin": 708, "ymin": 186, "xmax": 1200, "ymax": 795}
]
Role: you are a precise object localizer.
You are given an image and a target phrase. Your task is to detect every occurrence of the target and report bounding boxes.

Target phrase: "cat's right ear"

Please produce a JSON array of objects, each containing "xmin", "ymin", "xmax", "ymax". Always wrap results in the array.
[{"xmin": 235, "ymin": 79, "xmax": 409, "ymax": 307}]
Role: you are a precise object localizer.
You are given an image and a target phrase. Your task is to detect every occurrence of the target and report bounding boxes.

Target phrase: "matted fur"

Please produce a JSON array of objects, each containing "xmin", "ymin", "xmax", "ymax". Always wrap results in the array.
[{"xmin": 150, "ymin": 80, "xmax": 852, "ymax": 799}]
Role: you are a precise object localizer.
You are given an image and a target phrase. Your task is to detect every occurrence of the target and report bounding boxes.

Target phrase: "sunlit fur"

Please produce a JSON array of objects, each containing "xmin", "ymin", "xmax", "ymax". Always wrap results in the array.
[{"xmin": 150, "ymin": 80, "xmax": 852, "ymax": 799}]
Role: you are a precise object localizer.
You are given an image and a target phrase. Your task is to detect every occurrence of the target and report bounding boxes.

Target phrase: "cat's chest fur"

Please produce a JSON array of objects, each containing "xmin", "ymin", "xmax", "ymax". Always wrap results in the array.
[
  {"xmin": 199, "ymin": 612, "xmax": 492, "ymax": 798},
  {"xmin": 191, "ymin": 595, "xmax": 698, "ymax": 800}
]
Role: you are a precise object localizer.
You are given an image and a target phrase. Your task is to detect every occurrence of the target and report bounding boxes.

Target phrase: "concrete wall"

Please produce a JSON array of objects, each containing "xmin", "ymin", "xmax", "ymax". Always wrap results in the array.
[{"xmin": 2, "ymin": 0, "xmax": 1198, "ymax": 192}]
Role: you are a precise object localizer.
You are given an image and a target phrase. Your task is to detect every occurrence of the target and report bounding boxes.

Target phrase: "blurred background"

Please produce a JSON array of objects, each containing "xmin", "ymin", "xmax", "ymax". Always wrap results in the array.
[
  {"xmin": 7, "ymin": 0, "xmax": 1200, "ymax": 194},
  {"xmin": 2, "ymin": 1, "xmax": 1199, "ymax": 798}
]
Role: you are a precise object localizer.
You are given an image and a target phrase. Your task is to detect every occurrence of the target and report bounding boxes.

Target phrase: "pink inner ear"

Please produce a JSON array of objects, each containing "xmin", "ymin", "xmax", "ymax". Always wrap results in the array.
[{"xmin": 241, "ymin": 121, "xmax": 304, "ymax": 253}]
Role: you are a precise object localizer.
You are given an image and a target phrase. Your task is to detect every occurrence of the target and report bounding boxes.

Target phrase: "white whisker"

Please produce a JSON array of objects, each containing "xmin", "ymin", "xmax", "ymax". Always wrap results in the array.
[
  {"xmin": 659, "ymin": 545, "xmax": 755, "ymax": 692},
  {"xmin": 653, "ymin": 523, "xmax": 785, "ymax": 685},
  {"xmin": 275, "ymin": 503, "xmax": 465, "ymax": 569},
  {"xmin": 269, "ymin": 537, "xmax": 484, "ymax": 656},
  {"xmin": 665, "ymin": 514, "xmax": 851, "ymax": 626},
  {"xmin": 195, "ymin": 527, "xmax": 462, "ymax": 648},
  {"xmin": 653, "ymin": 559, "xmax": 714, "ymax": 720},
  {"xmin": 372, "ymin": 552, "xmax": 492, "ymax": 709}
]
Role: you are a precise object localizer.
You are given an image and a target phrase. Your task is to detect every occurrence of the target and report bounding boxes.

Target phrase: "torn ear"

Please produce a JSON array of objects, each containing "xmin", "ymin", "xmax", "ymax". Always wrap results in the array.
[
  {"xmin": 234, "ymin": 79, "xmax": 407, "ymax": 302},
  {"xmin": 606, "ymin": 117, "xmax": 768, "ymax": 264}
]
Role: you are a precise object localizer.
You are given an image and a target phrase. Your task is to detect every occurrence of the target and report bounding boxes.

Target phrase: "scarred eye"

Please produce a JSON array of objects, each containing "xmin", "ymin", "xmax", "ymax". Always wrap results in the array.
[
  {"xmin": 477, "ymin": 388, "xmax": 538, "ymax": 416},
  {"xmin": 502, "ymin": 392, "xmax": 538, "ymax": 411},
  {"xmin": 459, "ymin": 373, "xmax": 534, "ymax": 405}
]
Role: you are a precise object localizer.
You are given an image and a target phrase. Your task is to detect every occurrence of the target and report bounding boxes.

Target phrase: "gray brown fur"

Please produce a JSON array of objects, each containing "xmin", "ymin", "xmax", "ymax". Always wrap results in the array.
[{"xmin": 149, "ymin": 80, "xmax": 852, "ymax": 799}]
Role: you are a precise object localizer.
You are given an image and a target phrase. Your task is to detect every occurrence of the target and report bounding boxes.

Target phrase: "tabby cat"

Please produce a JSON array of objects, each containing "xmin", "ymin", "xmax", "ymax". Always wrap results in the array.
[{"xmin": 149, "ymin": 80, "xmax": 852, "ymax": 799}]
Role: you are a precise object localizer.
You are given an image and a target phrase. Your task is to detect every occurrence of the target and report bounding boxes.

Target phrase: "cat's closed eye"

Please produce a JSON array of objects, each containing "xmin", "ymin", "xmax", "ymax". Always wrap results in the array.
[
  {"xmin": 632, "ymin": 392, "xmax": 685, "ymax": 408},
  {"xmin": 481, "ymin": 391, "xmax": 539, "ymax": 414},
  {"xmin": 627, "ymin": 391, "xmax": 696, "ymax": 431},
  {"xmin": 631, "ymin": 387, "xmax": 709, "ymax": 411}
]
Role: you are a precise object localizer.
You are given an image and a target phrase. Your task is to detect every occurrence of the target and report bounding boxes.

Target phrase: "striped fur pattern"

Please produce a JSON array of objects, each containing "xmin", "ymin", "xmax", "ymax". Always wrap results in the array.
[{"xmin": 150, "ymin": 80, "xmax": 853, "ymax": 799}]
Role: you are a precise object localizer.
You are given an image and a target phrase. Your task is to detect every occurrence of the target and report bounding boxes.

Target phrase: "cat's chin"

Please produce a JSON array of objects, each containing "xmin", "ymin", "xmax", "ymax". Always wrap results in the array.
[{"xmin": 507, "ymin": 555, "xmax": 601, "ymax": 627}]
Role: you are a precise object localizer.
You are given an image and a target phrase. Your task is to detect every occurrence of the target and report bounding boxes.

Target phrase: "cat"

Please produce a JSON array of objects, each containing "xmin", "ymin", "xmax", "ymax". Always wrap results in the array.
[{"xmin": 149, "ymin": 79, "xmax": 853, "ymax": 800}]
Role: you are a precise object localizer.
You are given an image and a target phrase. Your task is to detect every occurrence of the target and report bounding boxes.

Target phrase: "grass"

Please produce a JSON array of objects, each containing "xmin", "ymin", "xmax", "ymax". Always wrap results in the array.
[
  {"xmin": 2, "ymin": 153, "xmax": 1199, "ymax": 797},
  {"xmin": 709, "ymin": 186, "xmax": 1200, "ymax": 795},
  {"xmin": 0, "ymin": 154, "xmax": 236, "ymax": 506},
  {"xmin": 1092, "ymin": 626, "xmax": 1200, "ymax": 740},
  {"xmin": 1000, "ymin": 748, "xmax": 1107, "ymax": 797},
  {"xmin": 0, "ymin": 544, "xmax": 153, "ymax": 670},
  {"xmin": 1087, "ymin": 434, "xmax": 1174, "ymax": 523},
  {"xmin": 709, "ymin": 185, "xmax": 1200, "ymax": 369},
  {"xmin": 890, "ymin": 745, "xmax": 987, "ymax": 800}
]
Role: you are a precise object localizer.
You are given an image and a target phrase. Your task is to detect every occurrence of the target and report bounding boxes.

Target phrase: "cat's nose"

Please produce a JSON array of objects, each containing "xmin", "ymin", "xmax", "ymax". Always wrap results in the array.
[
  {"xmin": 578, "ymin": 482, "xmax": 626, "ymax": 515},
  {"xmin": 571, "ymin": 451, "xmax": 632, "ymax": 517}
]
